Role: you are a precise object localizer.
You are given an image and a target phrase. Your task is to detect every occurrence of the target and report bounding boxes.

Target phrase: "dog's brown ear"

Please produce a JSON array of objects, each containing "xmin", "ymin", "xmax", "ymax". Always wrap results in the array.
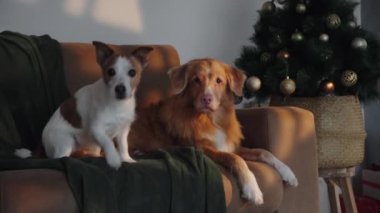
[
  {"xmin": 225, "ymin": 65, "xmax": 247, "ymax": 96},
  {"xmin": 168, "ymin": 64, "xmax": 188, "ymax": 95},
  {"xmin": 93, "ymin": 41, "xmax": 114, "ymax": 65},
  {"xmin": 132, "ymin": 46, "xmax": 154, "ymax": 67}
]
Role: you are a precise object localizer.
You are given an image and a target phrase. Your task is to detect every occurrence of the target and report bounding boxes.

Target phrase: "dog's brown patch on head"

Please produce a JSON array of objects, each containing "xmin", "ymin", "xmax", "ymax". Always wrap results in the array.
[
  {"xmin": 60, "ymin": 97, "xmax": 82, "ymax": 128},
  {"xmin": 92, "ymin": 43, "xmax": 153, "ymax": 87},
  {"xmin": 129, "ymin": 46, "xmax": 154, "ymax": 90},
  {"xmin": 96, "ymin": 53, "xmax": 142, "ymax": 86},
  {"xmin": 93, "ymin": 41, "xmax": 116, "ymax": 85},
  {"xmin": 100, "ymin": 56, "xmax": 117, "ymax": 85},
  {"xmin": 93, "ymin": 41, "xmax": 114, "ymax": 65},
  {"xmin": 128, "ymin": 57, "xmax": 144, "ymax": 90},
  {"xmin": 131, "ymin": 46, "xmax": 154, "ymax": 67}
]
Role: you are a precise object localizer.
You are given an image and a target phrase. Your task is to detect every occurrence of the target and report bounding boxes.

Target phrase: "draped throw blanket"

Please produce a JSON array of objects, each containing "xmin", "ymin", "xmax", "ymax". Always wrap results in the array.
[
  {"xmin": 0, "ymin": 148, "xmax": 226, "ymax": 213},
  {"xmin": 0, "ymin": 31, "xmax": 68, "ymax": 153}
]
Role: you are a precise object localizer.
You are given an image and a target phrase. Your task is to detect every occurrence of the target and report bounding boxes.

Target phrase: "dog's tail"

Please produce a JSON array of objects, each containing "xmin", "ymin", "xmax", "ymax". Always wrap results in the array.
[{"xmin": 14, "ymin": 148, "xmax": 32, "ymax": 158}]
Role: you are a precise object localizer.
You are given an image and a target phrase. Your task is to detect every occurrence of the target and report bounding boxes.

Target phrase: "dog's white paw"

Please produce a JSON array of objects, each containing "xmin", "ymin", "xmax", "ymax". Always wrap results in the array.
[
  {"xmin": 14, "ymin": 148, "xmax": 32, "ymax": 158},
  {"xmin": 241, "ymin": 172, "xmax": 264, "ymax": 205},
  {"xmin": 279, "ymin": 166, "xmax": 298, "ymax": 187},
  {"xmin": 106, "ymin": 154, "xmax": 122, "ymax": 170},
  {"xmin": 241, "ymin": 183, "xmax": 264, "ymax": 205},
  {"xmin": 121, "ymin": 155, "xmax": 136, "ymax": 163}
]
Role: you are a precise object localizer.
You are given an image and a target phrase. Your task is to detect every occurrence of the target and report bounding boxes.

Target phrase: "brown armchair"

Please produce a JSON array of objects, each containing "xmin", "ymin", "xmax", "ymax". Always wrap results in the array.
[{"xmin": 0, "ymin": 43, "xmax": 319, "ymax": 213}]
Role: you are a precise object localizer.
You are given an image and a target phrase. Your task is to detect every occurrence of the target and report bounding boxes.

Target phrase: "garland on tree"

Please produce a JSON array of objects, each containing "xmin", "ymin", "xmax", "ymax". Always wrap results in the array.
[{"xmin": 235, "ymin": 0, "xmax": 380, "ymax": 102}]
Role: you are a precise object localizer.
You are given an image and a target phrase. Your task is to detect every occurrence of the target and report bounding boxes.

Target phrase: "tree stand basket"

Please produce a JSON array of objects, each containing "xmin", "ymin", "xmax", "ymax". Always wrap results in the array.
[{"xmin": 270, "ymin": 95, "xmax": 366, "ymax": 169}]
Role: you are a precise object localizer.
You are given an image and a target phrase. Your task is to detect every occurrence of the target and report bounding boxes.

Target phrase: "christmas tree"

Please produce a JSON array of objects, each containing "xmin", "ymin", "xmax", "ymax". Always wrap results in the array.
[{"xmin": 235, "ymin": 0, "xmax": 380, "ymax": 102}]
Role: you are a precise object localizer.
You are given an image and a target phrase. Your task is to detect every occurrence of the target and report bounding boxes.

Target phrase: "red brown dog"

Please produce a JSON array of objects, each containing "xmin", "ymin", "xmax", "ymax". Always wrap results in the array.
[{"xmin": 129, "ymin": 58, "xmax": 298, "ymax": 205}]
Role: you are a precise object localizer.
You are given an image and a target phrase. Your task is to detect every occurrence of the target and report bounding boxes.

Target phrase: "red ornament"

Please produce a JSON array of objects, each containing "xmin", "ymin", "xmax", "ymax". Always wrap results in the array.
[
  {"xmin": 277, "ymin": 50, "xmax": 290, "ymax": 60},
  {"xmin": 320, "ymin": 80, "xmax": 335, "ymax": 94}
]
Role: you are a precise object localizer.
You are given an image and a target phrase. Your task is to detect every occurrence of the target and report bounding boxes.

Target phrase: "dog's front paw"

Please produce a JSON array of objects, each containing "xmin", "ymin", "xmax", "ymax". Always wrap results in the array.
[
  {"xmin": 121, "ymin": 155, "xmax": 136, "ymax": 163},
  {"xmin": 283, "ymin": 171, "xmax": 298, "ymax": 187},
  {"xmin": 241, "ymin": 183, "xmax": 264, "ymax": 205},
  {"xmin": 241, "ymin": 172, "xmax": 264, "ymax": 205},
  {"xmin": 106, "ymin": 154, "xmax": 122, "ymax": 170},
  {"xmin": 279, "ymin": 166, "xmax": 298, "ymax": 187}
]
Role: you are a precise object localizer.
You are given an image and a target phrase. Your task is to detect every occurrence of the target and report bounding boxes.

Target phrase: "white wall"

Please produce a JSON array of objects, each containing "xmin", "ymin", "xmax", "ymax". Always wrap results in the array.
[{"xmin": 0, "ymin": 0, "xmax": 264, "ymax": 64}]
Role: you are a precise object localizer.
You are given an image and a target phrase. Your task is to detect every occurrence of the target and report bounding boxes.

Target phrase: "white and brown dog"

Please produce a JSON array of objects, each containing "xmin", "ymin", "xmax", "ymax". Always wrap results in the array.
[
  {"xmin": 40, "ymin": 41, "xmax": 153, "ymax": 169},
  {"xmin": 129, "ymin": 58, "xmax": 298, "ymax": 204}
]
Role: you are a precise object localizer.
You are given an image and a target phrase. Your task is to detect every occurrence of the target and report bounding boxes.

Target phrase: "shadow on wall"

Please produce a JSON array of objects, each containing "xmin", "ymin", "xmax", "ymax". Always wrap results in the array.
[
  {"xmin": 0, "ymin": 0, "xmax": 145, "ymax": 42},
  {"xmin": 64, "ymin": 0, "xmax": 144, "ymax": 33},
  {"xmin": 0, "ymin": 0, "xmax": 262, "ymax": 64}
]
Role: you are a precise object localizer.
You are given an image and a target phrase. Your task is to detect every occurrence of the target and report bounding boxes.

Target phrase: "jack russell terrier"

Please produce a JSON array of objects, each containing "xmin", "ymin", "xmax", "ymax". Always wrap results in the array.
[{"xmin": 36, "ymin": 41, "xmax": 153, "ymax": 169}]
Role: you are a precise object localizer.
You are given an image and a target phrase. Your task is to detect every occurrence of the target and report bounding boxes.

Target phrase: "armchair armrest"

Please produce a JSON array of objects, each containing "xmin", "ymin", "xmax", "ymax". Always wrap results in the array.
[{"xmin": 236, "ymin": 106, "xmax": 320, "ymax": 213}]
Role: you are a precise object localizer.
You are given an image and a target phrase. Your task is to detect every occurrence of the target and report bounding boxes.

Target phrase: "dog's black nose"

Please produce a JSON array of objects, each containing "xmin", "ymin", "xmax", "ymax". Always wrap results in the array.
[
  {"xmin": 115, "ymin": 84, "xmax": 126, "ymax": 99},
  {"xmin": 202, "ymin": 94, "xmax": 213, "ymax": 106}
]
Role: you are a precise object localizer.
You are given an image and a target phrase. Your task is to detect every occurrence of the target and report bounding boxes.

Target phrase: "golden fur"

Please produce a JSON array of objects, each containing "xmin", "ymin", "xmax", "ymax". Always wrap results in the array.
[
  {"xmin": 129, "ymin": 58, "xmax": 245, "ymax": 153},
  {"xmin": 129, "ymin": 58, "xmax": 298, "ymax": 204}
]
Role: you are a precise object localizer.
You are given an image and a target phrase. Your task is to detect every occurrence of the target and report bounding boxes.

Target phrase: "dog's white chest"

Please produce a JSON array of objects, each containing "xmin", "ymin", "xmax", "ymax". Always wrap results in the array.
[
  {"xmin": 99, "ymin": 104, "xmax": 135, "ymax": 135},
  {"xmin": 76, "ymin": 83, "xmax": 136, "ymax": 137},
  {"xmin": 204, "ymin": 129, "xmax": 232, "ymax": 152}
]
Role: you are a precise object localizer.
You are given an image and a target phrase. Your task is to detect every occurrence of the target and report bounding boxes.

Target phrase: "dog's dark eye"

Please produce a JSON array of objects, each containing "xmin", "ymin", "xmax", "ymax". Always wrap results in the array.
[
  {"xmin": 194, "ymin": 77, "xmax": 201, "ymax": 84},
  {"xmin": 216, "ymin": 78, "xmax": 223, "ymax": 84},
  {"xmin": 107, "ymin": 68, "xmax": 116, "ymax": 76},
  {"xmin": 128, "ymin": 69, "xmax": 136, "ymax": 77}
]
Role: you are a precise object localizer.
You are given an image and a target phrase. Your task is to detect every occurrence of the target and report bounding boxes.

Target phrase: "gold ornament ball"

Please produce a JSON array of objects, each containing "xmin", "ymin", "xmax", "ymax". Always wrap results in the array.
[
  {"xmin": 341, "ymin": 70, "xmax": 358, "ymax": 87},
  {"xmin": 348, "ymin": 21, "xmax": 357, "ymax": 28},
  {"xmin": 326, "ymin": 14, "xmax": 341, "ymax": 29},
  {"xmin": 352, "ymin": 37, "xmax": 368, "ymax": 50},
  {"xmin": 320, "ymin": 80, "xmax": 335, "ymax": 94},
  {"xmin": 296, "ymin": 3, "xmax": 307, "ymax": 14},
  {"xmin": 245, "ymin": 76, "xmax": 262, "ymax": 92},
  {"xmin": 277, "ymin": 50, "xmax": 290, "ymax": 60},
  {"xmin": 262, "ymin": 1, "xmax": 276, "ymax": 13},
  {"xmin": 319, "ymin": 33, "xmax": 329, "ymax": 42},
  {"xmin": 280, "ymin": 76, "xmax": 296, "ymax": 95}
]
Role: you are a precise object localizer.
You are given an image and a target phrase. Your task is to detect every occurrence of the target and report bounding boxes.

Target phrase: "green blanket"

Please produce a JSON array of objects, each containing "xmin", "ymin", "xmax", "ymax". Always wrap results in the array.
[
  {"xmin": 0, "ymin": 148, "xmax": 226, "ymax": 213},
  {"xmin": 0, "ymin": 31, "xmax": 68, "ymax": 153},
  {"xmin": 0, "ymin": 31, "xmax": 226, "ymax": 213}
]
